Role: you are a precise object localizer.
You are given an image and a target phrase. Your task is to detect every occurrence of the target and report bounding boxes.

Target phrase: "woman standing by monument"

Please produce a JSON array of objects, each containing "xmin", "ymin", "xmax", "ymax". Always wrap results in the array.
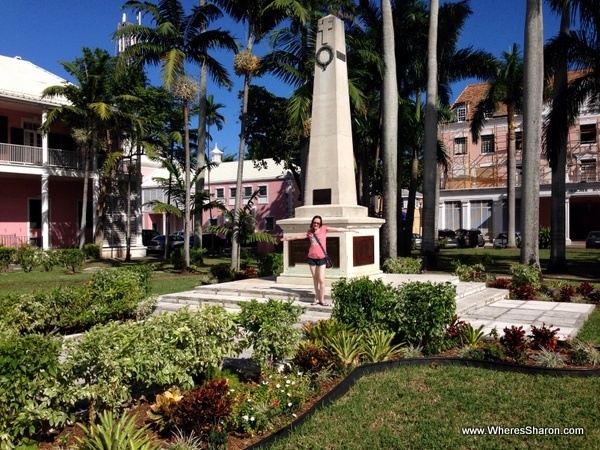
[{"xmin": 282, "ymin": 215, "xmax": 357, "ymax": 306}]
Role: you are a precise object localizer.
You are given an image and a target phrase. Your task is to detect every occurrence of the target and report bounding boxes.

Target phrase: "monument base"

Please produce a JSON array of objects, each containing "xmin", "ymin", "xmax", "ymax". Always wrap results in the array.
[{"xmin": 277, "ymin": 205, "xmax": 384, "ymax": 285}]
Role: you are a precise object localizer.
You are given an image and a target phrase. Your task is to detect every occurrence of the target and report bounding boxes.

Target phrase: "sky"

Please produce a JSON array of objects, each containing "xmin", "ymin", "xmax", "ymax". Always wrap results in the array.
[{"xmin": 0, "ymin": 0, "xmax": 563, "ymax": 158}]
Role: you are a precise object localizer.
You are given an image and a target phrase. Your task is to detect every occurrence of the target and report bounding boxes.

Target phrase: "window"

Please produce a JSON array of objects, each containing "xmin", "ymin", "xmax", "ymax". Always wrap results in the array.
[
  {"xmin": 444, "ymin": 201, "xmax": 461, "ymax": 230},
  {"xmin": 580, "ymin": 124, "xmax": 597, "ymax": 145},
  {"xmin": 229, "ymin": 187, "xmax": 236, "ymax": 198},
  {"xmin": 455, "ymin": 104, "xmax": 466, "ymax": 122},
  {"xmin": 484, "ymin": 110, "xmax": 493, "ymax": 119},
  {"xmin": 215, "ymin": 188, "xmax": 224, "ymax": 199},
  {"xmin": 454, "ymin": 137, "xmax": 467, "ymax": 155},
  {"xmin": 23, "ymin": 121, "xmax": 42, "ymax": 147},
  {"xmin": 265, "ymin": 217, "xmax": 275, "ymax": 231},
  {"xmin": 515, "ymin": 131, "xmax": 523, "ymax": 151},
  {"xmin": 257, "ymin": 185, "xmax": 268, "ymax": 204},
  {"xmin": 29, "ymin": 199, "xmax": 42, "ymax": 229},
  {"xmin": 210, "ymin": 218, "xmax": 218, "ymax": 226},
  {"xmin": 580, "ymin": 159, "xmax": 597, "ymax": 182},
  {"xmin": 481, "ymin": 135, "xmax": 495, "ymax": 154},
  {"xmin": 243, "ymin": 186, "xmax": 253, "ymax": 198}
]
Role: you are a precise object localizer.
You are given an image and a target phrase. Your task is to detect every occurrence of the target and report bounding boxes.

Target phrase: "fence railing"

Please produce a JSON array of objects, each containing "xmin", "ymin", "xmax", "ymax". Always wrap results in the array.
[
  {"xmin": 0, "ymin": 234, "xmax": 31, "ymax": 248},
  {"xmin": 0, "ymin": 143, "xmax": 84, "ymax": 169}
]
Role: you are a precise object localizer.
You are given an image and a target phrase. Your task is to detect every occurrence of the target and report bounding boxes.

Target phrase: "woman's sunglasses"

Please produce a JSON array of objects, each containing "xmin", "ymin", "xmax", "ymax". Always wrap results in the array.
[{"xmin": 312, "ymin": 221, "xmax": 321, "ymax": 225}]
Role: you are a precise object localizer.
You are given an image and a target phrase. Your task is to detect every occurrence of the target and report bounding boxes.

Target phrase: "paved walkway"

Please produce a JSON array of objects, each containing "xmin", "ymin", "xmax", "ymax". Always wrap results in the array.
[{"xmin": 157, "ymin": 273, "xmax": 595, "ymax": 341}]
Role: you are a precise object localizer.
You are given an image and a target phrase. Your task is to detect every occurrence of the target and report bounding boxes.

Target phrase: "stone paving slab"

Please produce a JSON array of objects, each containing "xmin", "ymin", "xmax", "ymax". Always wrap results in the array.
[{"xmin": 156, "ymin": 275, "xmax": 595, "ymax": 341}]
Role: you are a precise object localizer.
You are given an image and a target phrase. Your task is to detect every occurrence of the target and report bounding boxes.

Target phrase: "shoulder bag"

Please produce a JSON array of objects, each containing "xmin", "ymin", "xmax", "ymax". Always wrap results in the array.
[{"xmin": 312, "ymin": 232, "xmax": 333, "ymax": 268}]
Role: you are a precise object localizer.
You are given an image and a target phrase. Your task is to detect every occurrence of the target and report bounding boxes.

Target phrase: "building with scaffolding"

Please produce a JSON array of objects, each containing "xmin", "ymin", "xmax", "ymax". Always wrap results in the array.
[{"xmin": 439, "ymin": 74, "xmax": 600, "ymax": 244}]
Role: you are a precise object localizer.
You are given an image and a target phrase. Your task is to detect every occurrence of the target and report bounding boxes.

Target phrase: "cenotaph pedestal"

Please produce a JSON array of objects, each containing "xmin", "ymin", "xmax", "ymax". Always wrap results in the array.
[{"xmin": 277, "ymin": 15, "xmax": 384, "ymax": 286}]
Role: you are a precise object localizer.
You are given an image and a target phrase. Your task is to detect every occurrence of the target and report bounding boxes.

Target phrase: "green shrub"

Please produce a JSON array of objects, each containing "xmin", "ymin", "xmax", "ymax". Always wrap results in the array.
[
  {"xmin": 37, "ymin": 249, "xmax": 59, "ymax": 271},
  {"xmin": 15, "ymin": 245, "xmax": 38, "ymax": 272},
  {"xmin": 452, "ymin": 261, "xmax": 487, "ymax": 282},
  {"xmin": 331, "ymin": 277, "xmax": 401, "ymax": 332},
  {"xmin": 236, "ymin": 299, "xmax": 304, "ymax": 369},
  {"xmin": 57, "ymin": 248, "xmax": 86, "ymax": 272},
  {"xmin": 396, "ymin": 281, "xmax": 457, "ymax": 353},
  {"xmin": 63, "ymin": 306, "xmax": 241, "ymax": 419},
  {"xmin": 190, "ymin": 247, "xmax": 206, "ymax": 266},
  {"xmin": 0, "ymin": 246, "xmax": 16, "ymax": 272},
  {"xmin": 509, "ymin": 263, "xmax": 542, "ymax": 290},
  {"xmin": 85, "ymin": 267, "xmax": 152, "ymax": 323},
  {"xmin": 539, "ymin": 226, "xmax": 551, "ymax": 249},
  {"xmin": 382, "ymin": 257, "xmax": 422, "ymax": 274},
  {"xmin": 0, "ymin": 333, "xmax": 73, "ymax": 446},
  {"xmin": 210, "ymin": 263, "xmax": 234, "ymax": 281},
  {"xmin": 257, "ymin": 253, "xmax": 283, "ymax": 277},
  {"xmin": 82, "ymin": 243, "xmax": 100, "ymax": 260}
]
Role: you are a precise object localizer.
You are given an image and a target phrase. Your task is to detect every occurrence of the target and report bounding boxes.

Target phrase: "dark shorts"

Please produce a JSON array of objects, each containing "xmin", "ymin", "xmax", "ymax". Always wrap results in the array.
[{"xmin": 308, "ymin": 257, "xmax": 327, "ymax": 266}]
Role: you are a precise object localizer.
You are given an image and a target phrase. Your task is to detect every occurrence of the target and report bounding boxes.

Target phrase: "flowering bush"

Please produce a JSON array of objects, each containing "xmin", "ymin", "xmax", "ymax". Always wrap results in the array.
[{"xmin": 228, "ymin": 369, "xmax": 312, "ymax": 436}]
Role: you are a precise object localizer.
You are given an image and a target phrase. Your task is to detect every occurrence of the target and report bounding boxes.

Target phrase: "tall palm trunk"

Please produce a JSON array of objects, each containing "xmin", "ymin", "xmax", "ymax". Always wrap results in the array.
[
  {"xmin": 195, "ymin": 0, "xmax": 207, "ymax": 251},
  {"xmin": 520, "ymin": 0, "xmax": 543, "ymax": 269},
  {"xmin": 548, "ymin": 1, "xmax": 570, "ymax": 273},
  {"xmin": 184, "ymin": 100, "xmax": 191, "ymax": 270},
  {"xmin": 421, "ymin": 0, "xmax": 439, "ymax": 269},
  {"xmin": 232, "ymin": 22, "xmax": 254, "ymax": 270},
  {"xmin": 506, "ymin": 103, "xmax": 517, "ymax": 248},
  {"xmin": 381, "ymin": 0, "xmax": 398, "ymax": 261}
]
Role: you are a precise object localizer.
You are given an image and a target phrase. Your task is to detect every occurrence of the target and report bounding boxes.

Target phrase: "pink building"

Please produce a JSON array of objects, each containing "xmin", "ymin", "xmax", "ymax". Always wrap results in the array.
[
  {"xmin": 0, "ymin": 54, "xmax": 146, "ymax": 256},
  {"xmin": 439, "ymin": 72, "xmax": 600, "ymax": 242},
  {"xmin": 141, "ymin": 145, "xmax": 302, "ymax": 254}
]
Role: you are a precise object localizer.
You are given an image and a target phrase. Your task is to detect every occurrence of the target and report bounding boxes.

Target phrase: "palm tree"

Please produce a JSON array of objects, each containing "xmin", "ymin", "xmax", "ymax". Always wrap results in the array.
[
  {"xmin": 545, "ymin": 0, "xmax": 600, "ymax": 272},
  {"xmin": 380, "ymin": 0, "xmax": 398, "ymax": 260},
  {"xmin": 470, "ymin": 44, "xmax": 523, "ymax": 249},
  {"xmin": 115, "ymin": 0, "xmax": 237, "ymax": 269},
  {"xmin": 212, "ymin": 0, "xmax": 288, "ymax": 270},
  {"xmin": 42, "ymin": 48, "xmax": 136, "ymax": 251},
  {"xmin": 521, "ymin": 0, "xmax": 544, "ymax": 269},
  {"xmin": 206, "ymin": 190, "xmax": 277, "ymax": 262},
  {"xmin": 421, "ymin": 0, "xmax": 439, "ymax": 268}
]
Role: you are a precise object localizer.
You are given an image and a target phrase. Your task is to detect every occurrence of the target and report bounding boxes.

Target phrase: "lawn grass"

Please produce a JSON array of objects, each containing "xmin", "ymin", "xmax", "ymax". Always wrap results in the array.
[
  {"xmin": 269, "ymin": 365, "xmax": 600, "ymax": 450},
  {"xmin": 429, "ymin": 247, "xmax": 600, "ymax": 281},
  {"xmin": 0, "ymin": 255, "xmax": 233, "ymax": 296}
]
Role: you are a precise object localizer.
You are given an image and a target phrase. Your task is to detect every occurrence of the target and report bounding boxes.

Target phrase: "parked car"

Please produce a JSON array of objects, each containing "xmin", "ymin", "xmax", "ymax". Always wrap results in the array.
[
  {"xmin": 455, "ymin": 229, "xmax": 485, "ymax": 248},
  {"xmin": 142, "ymin": 229, "xmax": 159, "ymax": 246},
  {"xmin": 437, "ymin": 229, "xmax": 458, "ymax": 248},
  {"xmin": 412, "ymin": 233, "xmax": 422, "ymax": 249},
  {"xmin": 146, "ymin": 234, "xmax": 188, "ymax": 256},
  {"xmin": 493, "ymin": 232, "xmax": 521, "ymax": 248},
  {"xmin": 585, "ymin": 231, "xmax": 600, "ymax": 249}
]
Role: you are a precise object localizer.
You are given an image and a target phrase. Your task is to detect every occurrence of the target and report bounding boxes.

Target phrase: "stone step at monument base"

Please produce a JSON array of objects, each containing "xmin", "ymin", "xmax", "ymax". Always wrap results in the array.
[{"xmin": 154, "ymin": 277, "xmax": 508, "ymax": 325}]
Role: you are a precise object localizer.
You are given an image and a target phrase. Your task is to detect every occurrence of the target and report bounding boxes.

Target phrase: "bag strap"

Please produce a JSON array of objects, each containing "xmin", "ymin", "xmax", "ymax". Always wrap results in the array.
[{"xmin": 311, "ymin": 231, "xmax": 329, "ymax": 257}]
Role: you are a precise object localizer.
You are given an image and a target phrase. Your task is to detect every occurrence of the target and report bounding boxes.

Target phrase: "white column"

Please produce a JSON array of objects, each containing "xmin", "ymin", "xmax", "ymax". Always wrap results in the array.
[
  {"xmin": 41, "ymin": 112, "xmax": 49, "ymax": 165},
  {"xmin": 41, "ymin": 174, "xmax": 50, "ymax": 249},
  {"xmin": 438, "ymin": 202, "xmax": 446, "ymax": 229},
  {"xmin": 565, "ymin": 196, "xmax": 572, "ymax": 245},
  {"xmin": 92, "ymin": 174, "xmax": 100, "ymax": 243},
  {"xmin": 461, "ymin": 201, "xmax": 471, "ymax": 229},
  {"xmin": 135, "ymin": 151, "xmax": 143, "ymax": 246}
]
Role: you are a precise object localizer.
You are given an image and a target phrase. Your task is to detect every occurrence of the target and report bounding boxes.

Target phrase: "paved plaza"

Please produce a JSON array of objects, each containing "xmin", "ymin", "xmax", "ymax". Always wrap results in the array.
[{"xmin": 157, "ymin": 273, "xmax": 595, "ymax": 341}]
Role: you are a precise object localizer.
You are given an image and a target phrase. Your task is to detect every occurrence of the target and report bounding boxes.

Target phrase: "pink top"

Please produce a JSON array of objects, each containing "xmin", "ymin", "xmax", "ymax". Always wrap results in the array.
[{"xmin": 307, "ymin": 225, "xmax": 328, "ymax": 259}]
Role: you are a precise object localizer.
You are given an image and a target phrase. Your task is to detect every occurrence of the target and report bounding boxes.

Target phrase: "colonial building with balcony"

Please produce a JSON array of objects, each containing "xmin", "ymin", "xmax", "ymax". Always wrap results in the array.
[
  {"xmin": 0, "ymin": 54, "xmax": 145, "ymax": 257},
  {"xmin": 439, "ymin": 74, "xmax": 600, "ymax": 244}
]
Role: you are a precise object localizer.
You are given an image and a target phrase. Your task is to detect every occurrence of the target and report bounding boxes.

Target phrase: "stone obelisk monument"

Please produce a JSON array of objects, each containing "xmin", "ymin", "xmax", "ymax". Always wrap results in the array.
[{"xmin": 277, "ymin": 15, "xmax": 384, "ymax": 285}]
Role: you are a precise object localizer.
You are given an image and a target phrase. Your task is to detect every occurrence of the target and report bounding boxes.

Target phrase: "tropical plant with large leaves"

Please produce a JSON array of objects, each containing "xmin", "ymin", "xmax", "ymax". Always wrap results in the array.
[{"xmin": 206, "ymin": 190, "xmax": 277, "ymax": 253}]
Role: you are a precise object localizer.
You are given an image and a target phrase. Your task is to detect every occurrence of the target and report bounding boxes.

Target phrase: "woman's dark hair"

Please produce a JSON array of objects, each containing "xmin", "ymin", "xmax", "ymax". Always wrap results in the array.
[{"xmin": 311, "ymin": 215, "xmax": 323, "ymax": 225}]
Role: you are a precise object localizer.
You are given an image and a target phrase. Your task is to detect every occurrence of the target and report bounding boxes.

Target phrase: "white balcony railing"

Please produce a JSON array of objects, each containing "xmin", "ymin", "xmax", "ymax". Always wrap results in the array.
[{"xmin": 0, "ymin": 143, "xmax": 84, "ymax": 169}]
